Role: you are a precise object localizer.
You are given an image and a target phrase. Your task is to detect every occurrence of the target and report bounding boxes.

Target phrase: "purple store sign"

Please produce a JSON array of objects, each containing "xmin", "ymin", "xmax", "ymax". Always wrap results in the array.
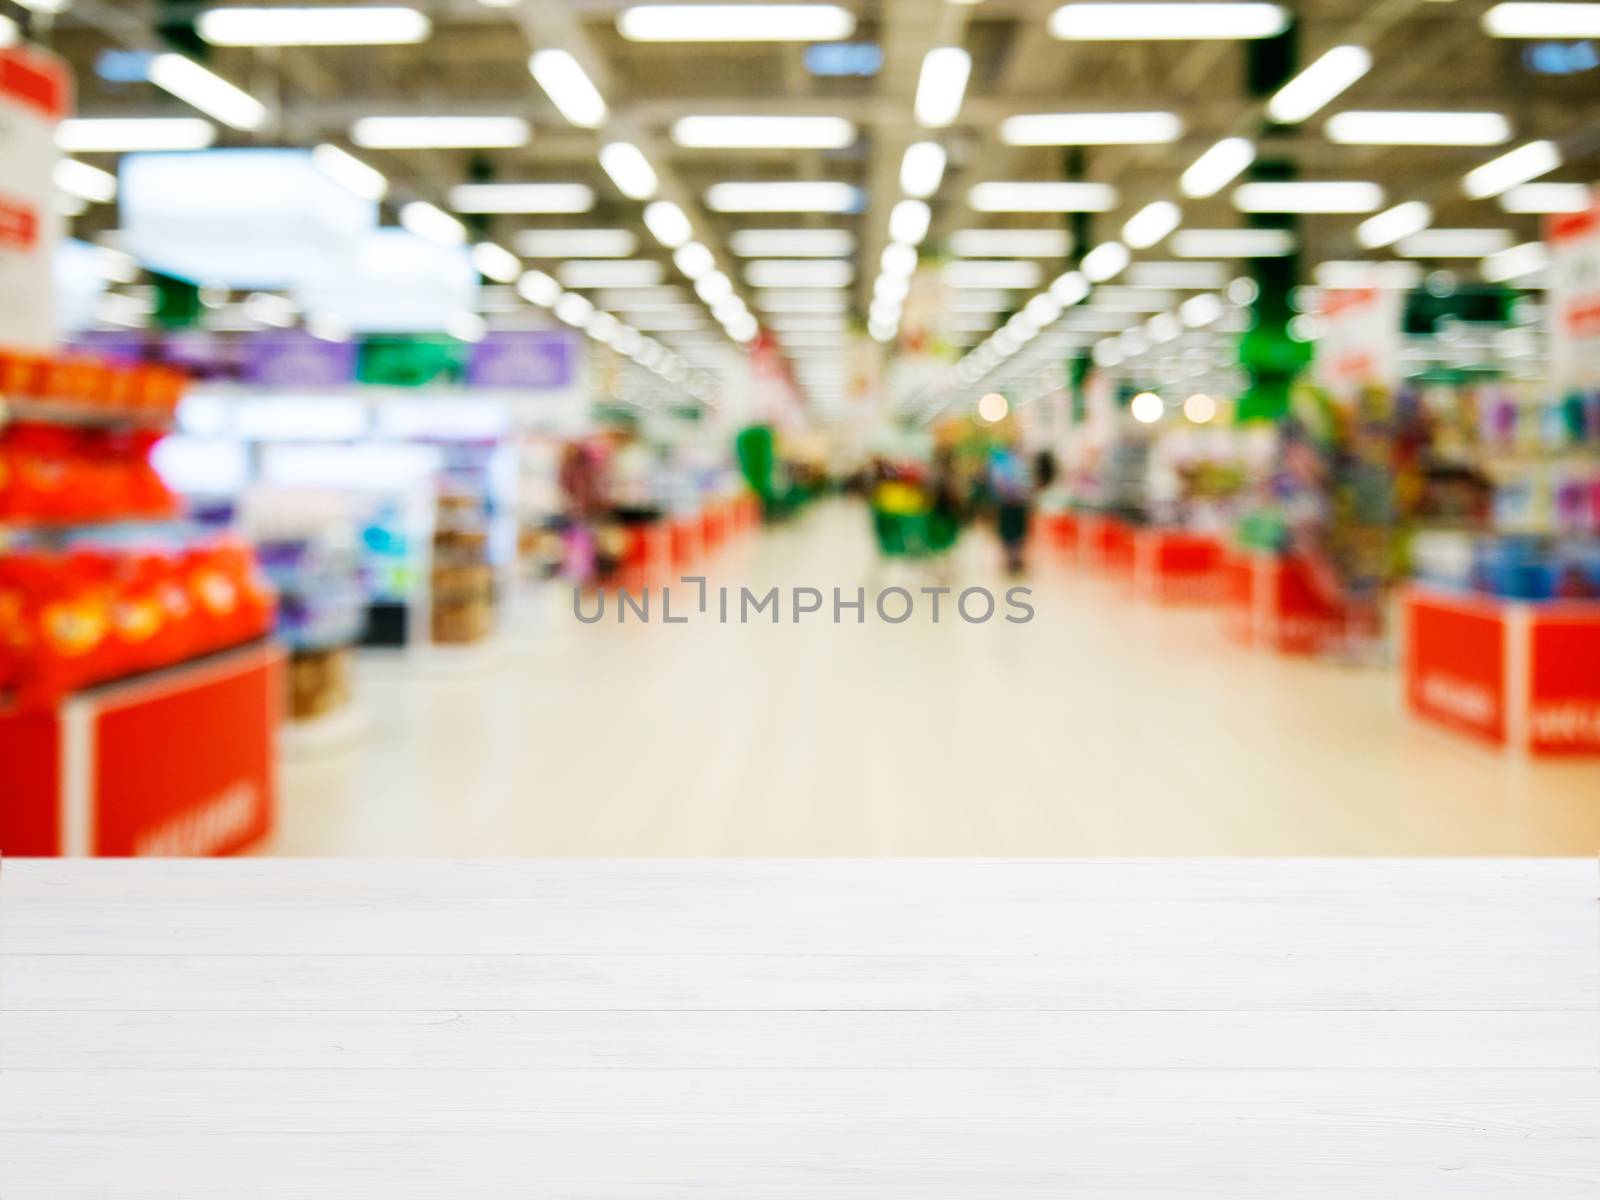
[
  {"xmin": 244, "ymin": 329, "xmax": 359, "ymax": 387},
  {"xmin": 468, "ymin": 330, "xmax": 578, "ymax": 389}
]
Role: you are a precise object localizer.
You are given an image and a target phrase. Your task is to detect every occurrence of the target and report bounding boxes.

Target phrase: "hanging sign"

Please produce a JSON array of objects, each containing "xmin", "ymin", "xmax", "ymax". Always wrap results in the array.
[
  {"xmin": 1547, "ymin": 194, "xmax": 1600, "ymax": 392},
  {"xmin": 0, "ymin": 46, "xmax": 71, "ymax": 350},
  {"xmin": 1314, "ymin": 281, "xmax": 1403, "ymax": 390}
]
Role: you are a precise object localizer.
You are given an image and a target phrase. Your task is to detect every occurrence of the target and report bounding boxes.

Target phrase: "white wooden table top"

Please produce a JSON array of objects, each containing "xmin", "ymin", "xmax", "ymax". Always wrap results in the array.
[{"xmin": 2, "ymin": 858, "xmax": 1597, "ymax": 1198}]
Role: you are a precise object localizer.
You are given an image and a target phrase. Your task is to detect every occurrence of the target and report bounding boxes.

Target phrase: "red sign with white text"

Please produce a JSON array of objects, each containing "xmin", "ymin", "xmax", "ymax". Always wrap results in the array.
[
  {"xmin": 1528, "ymin": 612, "xmax": 1600, "ymax": 754},
  {"xmin": 1405, "ymin": 594, "xmax": 1506, "ymax": 744}
]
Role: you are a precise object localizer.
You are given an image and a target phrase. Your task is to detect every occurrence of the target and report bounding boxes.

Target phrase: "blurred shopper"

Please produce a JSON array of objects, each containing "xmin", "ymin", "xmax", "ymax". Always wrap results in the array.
[{"xmin": 989, "ymin": 441, "xmax": 1034, "ymax": 575}]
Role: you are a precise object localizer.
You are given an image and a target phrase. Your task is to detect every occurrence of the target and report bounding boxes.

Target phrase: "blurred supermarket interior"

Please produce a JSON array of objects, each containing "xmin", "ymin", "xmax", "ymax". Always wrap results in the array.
[{"xmin": 1, "ymin": 0, "xmax": 1598, "ymax": 857}]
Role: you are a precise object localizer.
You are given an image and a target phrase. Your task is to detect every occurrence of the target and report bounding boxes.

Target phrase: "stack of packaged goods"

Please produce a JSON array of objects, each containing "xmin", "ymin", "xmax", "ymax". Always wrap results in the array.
[{"xmin": 431, "ymin": 491, "xmax": 495, "ymax": 644}]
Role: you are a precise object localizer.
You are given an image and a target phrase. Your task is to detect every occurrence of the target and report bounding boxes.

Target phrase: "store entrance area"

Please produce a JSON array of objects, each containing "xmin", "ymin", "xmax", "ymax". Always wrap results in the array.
[{"xmin": 269, "ymin": 500, "xmax": 1598, "ymax": 857}]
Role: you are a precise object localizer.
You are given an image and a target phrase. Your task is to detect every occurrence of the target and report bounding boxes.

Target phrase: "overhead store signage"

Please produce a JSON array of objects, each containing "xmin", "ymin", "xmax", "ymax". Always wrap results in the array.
[
  {"xmin": 1313, "ymin": 280, "xmax": 1403, "ymax": 390},
  {"xmin": 1547, "ymin": 193, "xmax": 1600, "ymax": 392},
  {"xmin": 0, "ymin": 46, "xmax": 71, "ymax": 350},
  {"xmin": 295, "ymin": 227, "xmax": 477, "ymax": 333}
]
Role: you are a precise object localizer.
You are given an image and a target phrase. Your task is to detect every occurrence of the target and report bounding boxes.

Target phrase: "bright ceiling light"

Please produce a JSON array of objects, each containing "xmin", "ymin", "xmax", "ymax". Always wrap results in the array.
[
  {"xmin": 448, "ymin": 183, "xmax": 594, "ymax": 213},
  {"xmin": 706, "ymin": 181, "xmax": 860, "ymax": 212},
  {"xmin": 1397, "ymin": 228, "xmax": 1515, "ymax": 258},
  {"xmin": 198, "ymin": 6, "xmax": 430, "ymax": 45},
  {"xmin": 447, "ymin": 312, "xmax": 488, "ymax": 343},
  {"xmin": 1463, "ymin": 140, "xmax": 1561, "ymax": 199},
  {"xmin": 874, "ymin": 273, "xmax": 911, "ymax": 305},
  {"xmin": 1091, "ymin": 287, "xmax": 1178, "ymax": 312},
  {"xmin": 746, "ymin": 260, "xmax": 854, "ymax": 288},
  {"xmin": 1233, "ymin": 181, "xmax": 1384, "ymax": 213},
  {"xmin": 587, "ymin": 310, "xmax": 622, "ymax": 343},
  {"xmin": 472, "ymin": 242, "xmax": 522, "ymax": 284},
  {"xmin": 1481, "ymin": 241, "xmax": 1549, "ymax": 283},
  {"xmin": 672, "ymin": 115, "xmax": 855, "ymax": 148},
  {"xmin": 0, "ymin": 15, "xmax": 15, "ymax": 47},
  {"xmin": 400, "ymin": 201, "xmax": 466, "ymax": 247},
  {"xmin": 1499, "ymin": 182, "xmax": 1592, "ymax": 213},
  {"xmin": 1325, "ymin": 111, "xmax": 1511, "ymax": 146},
  {"xmin": 943, "ymin": 260, "xmax": 1043, "ymax": 289},
  {"xmin": 1050, "ymin": 3, "xmax": 1289, "ymax": 40},
  {"xmin": 900, "ymin": 142, "xmax": 948, "ymax": 199},
  {"xmin": 977, "ymin": 392, "xmax": 1009, "ymax": 422},
  {"xmin": 1171, "ymin": 229, "xmax": 1295, "ymax": 257},
  {"xmin": 949, "ymin": 229, "xmax": 1072, "ymax": 258},
  {"xmin": 517, "ymin": 270, "xmax": 562, "ymax": 307},
  {"xmin": 516, "ymin": 229, "xmax": 637, "ymax": 258},
  {"xmin": 1146, "ymin": 312, "xmax": 1181, "ymax": 343},
  {"xmin": 674, "ymin": 241, "xmax": 716, "ymax": 279},
  {"xmin": 1356, "ymin": 201, "xmax": 1432, "ymax": 249},
  {"xmin": 1313, "ymin": 260, "xmax": 1421, "ymax": 289},
  {"xmin": 312, "ymin": 144, "xmax": 388, "ymax": 201},
  {"xmin": 889, "ymin": 199, "xmax": 931, "ymax": 246},
  {"xmin": 915, "ymin": 46, "xmax": 971, "ymax": 128},
  {"xmin": 554, "ymin": 292, "xmax": 595, "ymax": 327},
  {"xmin": 559, "ymin": 260, "xmax": 667, "ymax": 289},
  {"xmin": 1081, "ymin": 240, "xmax": 1131, "ymax": 282},
  {"xmin": 1000, "ymin": 112, "xmax": 1182, "ymax": 145},
  {"xmin": 752, "ymin": 290, "xmax": 850, "ymax": 312},
  {"xmin": 1121, "ymin": 200, "xmax": 1181, "ymax": 249},
  {"xmin": 1179, "ymin": 137, "xmax": 1255, "ymax": 199},
  {"xmin": 1179, "ymin": 294, "xmax": 1224, "ymax": 327},
  {"xmin": 530, "ymin": 49, "xmax": 609, "ymax": 129},
  {"xmin": 1183, "ymin": 392, "xmax": 1217, "ymax": 422},
  {"xmin": 968, "ymin": 181, "xmax": 1117, "ymax": 212},
  {"xmin": 598, "ymin": 142, "xmax": 659, "ymax": 200},
  {"xmin": 695, "ymin": 271, "xmax": 734, "ymax": 304},
  {"xmin": 1024, "ymin": 292, "xmax": 1064, "ymax": 327},
  {"xmin": 1130, "ymin": 390, "xmax": 1165, "ymax": 422},
  {"xmin": 951, "ymin": 291, "xmax": 1017, "ymax": 312},
  {"xmin": 1127, "ymin": 260, "xmax": 1229, "ymax": 288},
  {"xmin": 149, "ymin": 54, "xmax": 266, "ymax": 131},
  {"xmin": 643, "ymin": 201, "xmax": 694, "ymax": 248},
  {"xmin": 617, "ymin": 4, "xmax": 855, "ymax": 41},
  {"xmin": 1266, "ymin": 45, "xmax": 1371, "ymax": 124},
  {"xmin": 1482, "ymin": 3, "xmax": 1600, "ymax": 38},
  {"xmin": 728, "ymin": 229, "xmax": 855, "ymax": 257},
  {"xmin": 54, "ymin": 160, "xmax": 117, "ymax": 204},
  {"xmin": 1050, "ymin": 271, "xmax": 1090, "ymax": 305},
  {"xmin": 881, "ymin": 242, "xmax": 919, "ymax": 279},
  {"xmin": 352, "ymin": 115, "xmax": 530, "ymax": 148}
]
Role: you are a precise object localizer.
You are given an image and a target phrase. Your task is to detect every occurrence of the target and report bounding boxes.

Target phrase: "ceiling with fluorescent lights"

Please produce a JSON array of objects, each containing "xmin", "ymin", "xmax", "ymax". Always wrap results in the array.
[{"xmin": 17, "ymin": 0, "xmax": 1600, "ymax": 406}]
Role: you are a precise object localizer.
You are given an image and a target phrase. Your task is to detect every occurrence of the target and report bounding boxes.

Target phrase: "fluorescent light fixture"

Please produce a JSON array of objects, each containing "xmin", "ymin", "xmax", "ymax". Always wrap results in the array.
[
  {"xmin": 949, "ymin": 229, "xmax": 1072, "ymax": 258},
  {"xmin": 943, "ymin": 260, "xmax": 1043, "ymax": 289},
  {"xmin": 752, "ymin": 290, "xmax": 850, "ymax": 312},
  {"xmin": 587, "ymin": 310, "xmax": 622, "ymax": 343},
  {"xmin": 968, "ymin": 181, "xmax": 1117, "ymax": 212},
  {"xmin": 767, "ymin": 314, "xmax": 847, "ymax": 332},
  {"xmin": 695, "ymin": 272, "xmax": 734, "ymax": 304},
  {"xmin": 874, "ymin": 274, "xmax": 911, "ymax": 304},
  {"xmin": 643, "ymin": 201, "xmax": 693, "ymax": 248},
  {"xmin": 599, "ymin": 142, "xmax": 659, "ymax": 200},
  {"xmin": 400, "ymin": 201, "xmax": 466, "ymax": 247},
  {"xmin": 1499, "ymin": 182, "xmax": 1592, "ymax": 213},
  {"xmin": 1127, "ymin": 260, "xmax": 1230, "ymax": 288},
  {"xmin": 1397, "ymin": 228, "xmax": 1514, "ymax": 258},
  {"xmin": 1081, "ymin": 240, "xmax": 1130, "ymax": 282},
  {"xmin": 0, "ymin": 16, "xmax": 15, "ymax": 47},
  {"xmin": 598, "ymin": 287, "xmax": 691, "ymax": 309},
  {"xmin": 1356, "ymin": 200, "xmax": 1432, "ymax": 249},
  {"xmin": 1051, "ymin": 271, "xmax": 1090, "ymax": 305},
  {"xmin": 242, "ymin": 292, "xmax": 298, "ymax": 328},
  {"xmin": 1001, "ymin": 112, "xmax": 1182, "ymax": 145},
  {"xmin": 1463, "ymin": 140, "xmax": 1561, "ymax": 199},
  {"xmin": 889, "ymin": 199, "xmax": 931, "ymax": 246},
  {"xmin": 149, "ymin": 54, "xmax": 266, "ymax": 131},
  {"xmin": 673, "ymin": 241, "xmax": 716, "ymax": 279},
  {"xmin": 516, "ymin": 229, "xmax": 637, "ymax": 258},
  {"xmin": 1049, "ymin": 3, "xmax": 1289, "ymax": 40},
  {"xmin": 729, "ymin": 229, "xmax": 855, "ymax": 257},
  {"xmin": 448, "ymin": 312, "xmax": 488, "ymax": 343},
  {"xmin": 530, "ymin": 49, "xmax": 608, "ymax": 128},
  {"xmin": 1121, "ymin": 200, "xmax": 1181, "ymax": 249},
  {"xmin": 1171, "ymin": 229, "xmax": 1295, "ymax": 257},
  {"xmin": 1025, "ymin": 292, "xmax": 1064, "ymax": 326},
  {"xmin": 1179, "ymin": 138, "xmax": 1254, "ymax": 200},
  {"xmin": 517, "ymin": 270, "xmax": 561, "ymax": 308},
  {"xmin": 1091, "ymin": 286, "xmax": 1178, "ymax": 312},
  {"xmin": 352, "ymin": 115, "xmax": 530, "ymax": 148},
  {"xmin": 1179, "ymin": 294, "xmax": 1224, "ymax": 327},
  {"xmin": 198, "ymin": 6, "xmax": 430, "ymax": 46},
  {"xmin": 1325, "ymin": 111, "xmax": 1511, "ymax": 146},
  {"xmin": 915, "ymin": 46, "xmax": 971, "ymax": 128},
  {"xmin": 1313, "ymin": 260, "xmax": 1421, "ymax": 289},
  {"xmin": 472, "ymin": 242, "xmax": 522, "ymax": 284},
  {"xmin": 900, "ymin": 142, "xmax": 948, "ymax": 199},
  {"xmin": 951, "ymin": 291, "xmax": 1017, "ymax": 311},
  {"xmin": 1481, "ymin": 241, "xmax": 1549, "ymax": 282},
  {"xmin": 312, "ymin": 144, "xmax": 388, "ymax": 201},
  {"xmin": 1483, "ymin": 3, "xmax": 1600, "ymax": 38},
  {"xmin": 746, "ymin": 259, "xmax": 854, "ymax": 288},
  {"xmin": 706, "ymin": 181, "xmax": 860, "ymax": 213},
  {"xmin": 54, "ymin": 160, "xmax": 117, "ymax": 204},
  {"xmin": 554, "ymin": 292, "xmax": 595, "ymax": 327},
  {"xmin": 1266, "ymin": 45, "xmax": 1371, "ymax": 124},
  {"xmin": 617, "ymin": 4, "xmax": 855, "ymax": 41},
  {"xmin": 1233, "ymin": 181, "xmax": 1384, "ymax": 213},
  {"xmin": 673, "ymin": 115, "xmax": 855, "ymax": 149},
  {"xmin": 881, "ymin": 242, "xmax": 918, "ymax": 279},
  {"xmin": 448, "ymin": 183, "xmax": 595, "ymax": 213},
  {"xmin": 558, "ymin": 260, "xmax": 667, "ymax": 289}
]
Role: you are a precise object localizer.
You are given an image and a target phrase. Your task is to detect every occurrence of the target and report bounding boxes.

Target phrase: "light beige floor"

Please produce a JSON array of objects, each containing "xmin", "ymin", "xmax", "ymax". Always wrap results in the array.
[{"xmin": 268, "ymin": 500, "xmax": 1600, "ymax": 856}]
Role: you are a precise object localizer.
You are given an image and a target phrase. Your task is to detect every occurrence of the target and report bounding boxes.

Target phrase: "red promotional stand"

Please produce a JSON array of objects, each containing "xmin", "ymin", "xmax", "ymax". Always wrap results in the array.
[
  {"xmin": 1133, "ymin": 529, "xmax": 1225, "ymax": 604},
  {"xmin": 1222, "ymin": 548, "xmax": 1362, "ymax": 655},
  {"xmin": 1038, "ymin": 510, "xmax": 1081, "ymax": 558},
  {"xmin": 1402, "ymin": 586, "xmax": 1600, "ymax": 755},
  {"xmin": 1078, "ymin": 513, "xmax": 1136, "ymax": 574}
]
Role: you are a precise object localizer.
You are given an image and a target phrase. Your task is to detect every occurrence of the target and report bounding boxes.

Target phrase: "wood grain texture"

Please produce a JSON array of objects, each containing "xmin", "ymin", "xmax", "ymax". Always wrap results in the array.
[{"xmin": 1, "ymin": 859, "xmax": 1597, "ymax": 1198}]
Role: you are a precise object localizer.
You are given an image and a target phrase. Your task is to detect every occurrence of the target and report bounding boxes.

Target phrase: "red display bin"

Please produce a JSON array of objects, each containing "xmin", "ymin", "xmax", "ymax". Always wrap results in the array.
[
  {"xmin": 1402, "ymin": 586, "xmax": 1600, "ymax": 756},
  {"xmin": 1221, "ymin": 549, "xmax": 1358, "ymax": 655},
  {"xmin": 1133, "ymin": 529, "xmax": 1224, "ymax": 604},
  {"xmin": 1078, "ymin": 514, "xmax": 1136, "ymax": 574},
  {"xmin": 668, "ymin": 514, "xmax": 702, "ymax": 568},
  {"xmin": 0, "ymin": 642, "xmax": 282, "ymax": 856},
  {"xmin": 1038, "ymin": 511, "xmax": 1080, "ymax": 558}
]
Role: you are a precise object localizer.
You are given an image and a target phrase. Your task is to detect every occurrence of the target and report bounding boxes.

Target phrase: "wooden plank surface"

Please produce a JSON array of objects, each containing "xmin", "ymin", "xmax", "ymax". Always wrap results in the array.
[{"xmin": 1, "ymin": 859, "xmax": 1597, "ymax": 1198}]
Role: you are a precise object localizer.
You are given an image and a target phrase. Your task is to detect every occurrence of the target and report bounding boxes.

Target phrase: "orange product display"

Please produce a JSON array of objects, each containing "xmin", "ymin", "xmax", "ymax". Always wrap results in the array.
[
  {"xmin": 0, "ymin": 350, "xmax": 186, "ymax": 421},
  {"xmin": 0, "ymin": 539, "xmax": 276, "ymax": 710},
  {"xmin": 0, "ymin": 422, "xmax": 178, "ymax": 524}
]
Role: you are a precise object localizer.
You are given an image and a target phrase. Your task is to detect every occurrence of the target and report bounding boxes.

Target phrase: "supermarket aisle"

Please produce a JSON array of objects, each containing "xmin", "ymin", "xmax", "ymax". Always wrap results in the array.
[{"xmin": 269, "ymin": 501, "xmax": 1600, "ymax": 856}]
